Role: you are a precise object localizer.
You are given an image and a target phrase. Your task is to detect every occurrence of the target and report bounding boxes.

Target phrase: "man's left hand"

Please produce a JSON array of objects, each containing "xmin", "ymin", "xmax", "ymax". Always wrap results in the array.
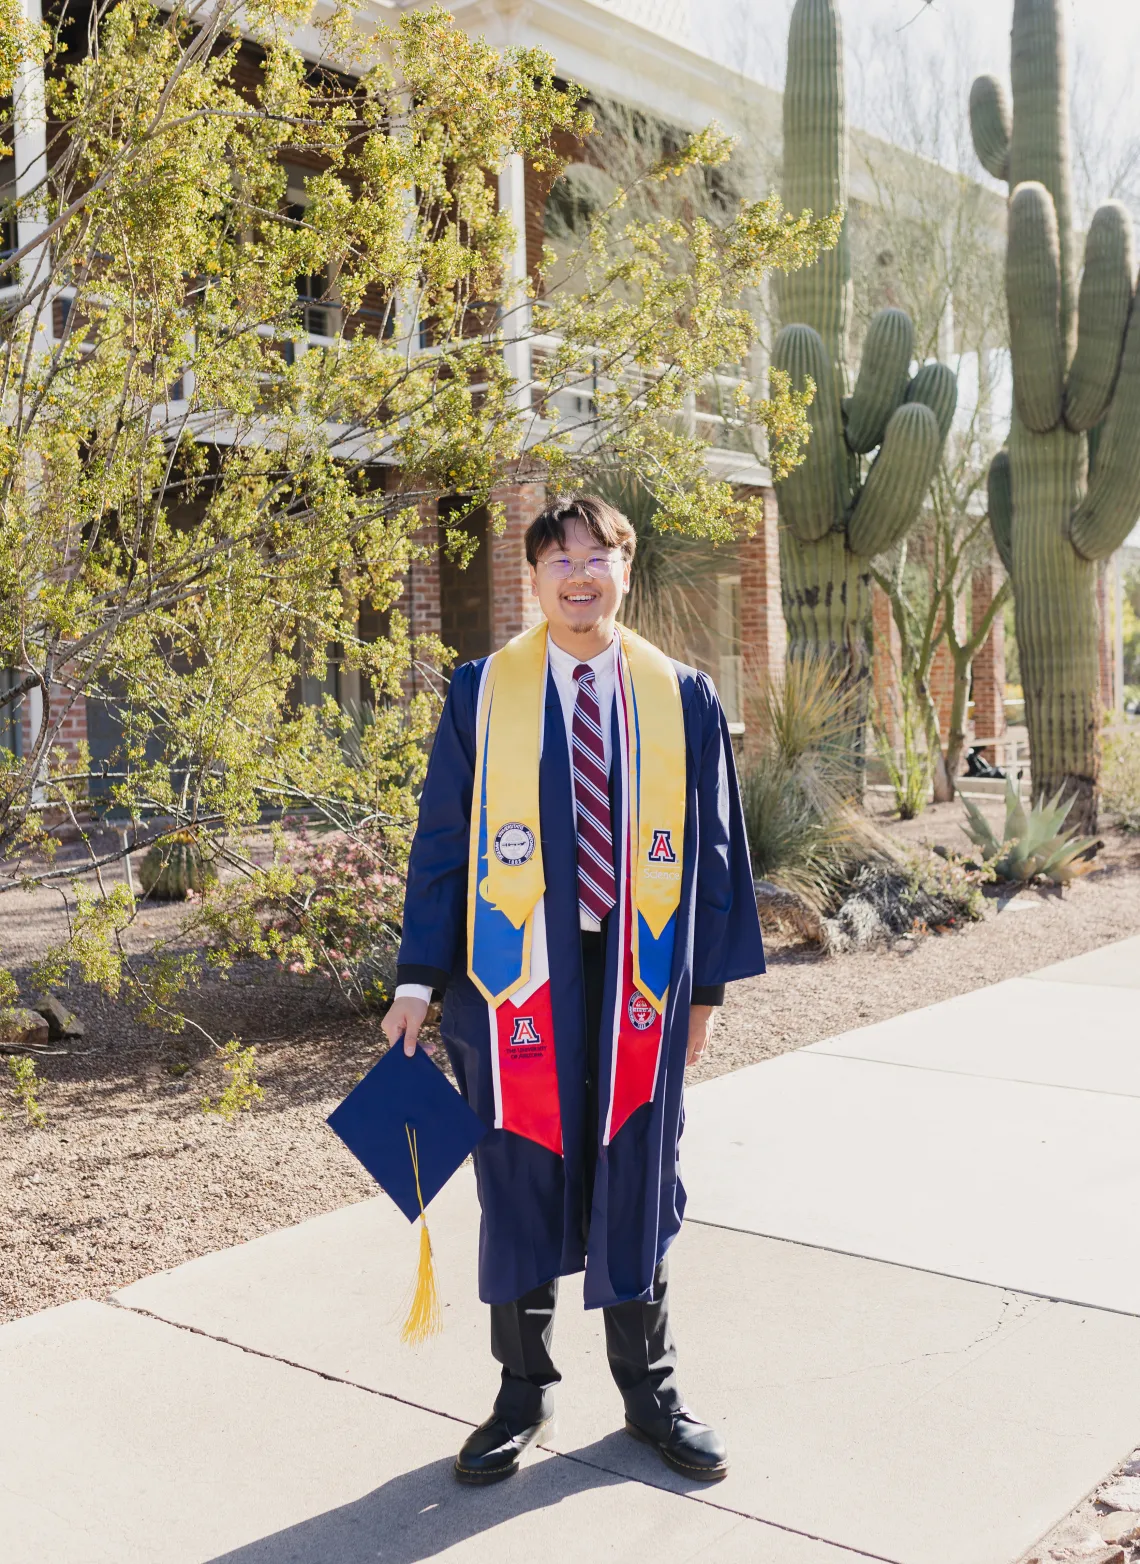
[{"xmin": 686, "ymin": 1004, "xmax": 715, "ymax": 1067}]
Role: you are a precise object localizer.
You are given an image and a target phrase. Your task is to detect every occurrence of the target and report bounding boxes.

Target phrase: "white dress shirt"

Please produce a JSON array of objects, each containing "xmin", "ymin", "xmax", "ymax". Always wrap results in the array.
[
  {"xmin": 546, "ymin": 635, "xmax": 615, "ymax": 932},
  {"xmin": 395, "ymin": 633, "xmax": 616, "ymax": 1003}
]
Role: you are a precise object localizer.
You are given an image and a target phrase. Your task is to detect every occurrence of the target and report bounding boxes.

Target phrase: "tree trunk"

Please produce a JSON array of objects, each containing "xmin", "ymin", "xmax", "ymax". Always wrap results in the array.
[
  {"xmin": 939, "ymin": 649, "xmax": 973, "ymax": 801},
  {"xmin": 1010, "ymin": 420, "xmax": 1100, "ymax": 831},
  {"xmin": 914, "ymin": 673, "xmax": 947, "ymax": 805}
]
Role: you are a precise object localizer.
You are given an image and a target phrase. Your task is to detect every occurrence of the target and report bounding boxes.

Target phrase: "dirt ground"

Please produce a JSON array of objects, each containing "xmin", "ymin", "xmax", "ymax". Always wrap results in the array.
[{"xmin": 3, "ymin": 803, "xmax": 1140, "ymax": 1327}]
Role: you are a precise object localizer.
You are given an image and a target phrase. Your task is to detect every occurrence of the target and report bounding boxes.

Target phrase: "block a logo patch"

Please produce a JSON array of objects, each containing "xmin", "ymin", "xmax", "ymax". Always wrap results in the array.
[
  {"xmin": 647, "ymin": 828, "xmax": 677, "ymax": 864},
  {"xmin": 627, "ymin": 992, "xmax": 657, "ymax": 1032},
  {"xmin": 509, "ymin": 1015, "xmax": 541, "ymax": 1047},
  {"xmin": 494, "ymin": 822, "xmax": 536, "ymax": 866}
]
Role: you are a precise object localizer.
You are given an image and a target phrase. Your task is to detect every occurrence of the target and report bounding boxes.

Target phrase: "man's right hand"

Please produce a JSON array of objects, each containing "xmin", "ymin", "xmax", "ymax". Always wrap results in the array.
[{"xmin": 382, "ymin": 996, "xmax": 432, "ymax": 1058}]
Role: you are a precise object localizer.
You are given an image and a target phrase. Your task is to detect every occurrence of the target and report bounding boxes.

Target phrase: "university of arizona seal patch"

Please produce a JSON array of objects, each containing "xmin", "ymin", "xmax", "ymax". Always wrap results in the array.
[
  {"xmin": 494, "ymin": 822, "xmax": 536, "ymax": 866},
  {"xmin": 627, "ymin": 992, "xmax": 656, "ymax": 1032}
]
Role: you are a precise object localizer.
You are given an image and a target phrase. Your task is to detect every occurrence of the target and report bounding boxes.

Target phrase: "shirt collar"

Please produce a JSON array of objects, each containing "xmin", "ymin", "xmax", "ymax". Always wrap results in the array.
[{"xmin": 546, "ymin": 630, "xmax": 615, "ymax": 676}]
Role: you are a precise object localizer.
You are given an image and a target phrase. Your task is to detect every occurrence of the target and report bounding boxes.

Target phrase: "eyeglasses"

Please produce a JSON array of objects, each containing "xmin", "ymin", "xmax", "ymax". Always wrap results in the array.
[{"xmin": 537, "ymin": 554, "xmax": 623, "ymax": 579}]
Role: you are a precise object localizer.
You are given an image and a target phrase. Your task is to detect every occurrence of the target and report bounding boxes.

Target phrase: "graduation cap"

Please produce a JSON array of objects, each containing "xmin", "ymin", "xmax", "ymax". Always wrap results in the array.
[{"xmin": 328, "ymin": 1045, "xmax": 487, "ymax": 1344}]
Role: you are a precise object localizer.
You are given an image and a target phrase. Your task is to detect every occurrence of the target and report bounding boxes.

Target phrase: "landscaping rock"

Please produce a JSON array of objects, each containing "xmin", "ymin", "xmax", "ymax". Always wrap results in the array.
[
  {"xmin": 32, "ymin": 993, "xmax": 84, "ymax": 1040},
  {"xmin": 1095, "ymin": 1512, "xmax": 1140, "ymax": 1546},
  {"xmin": 1098, "ymin": 1478, "xmax": 1140, "ymax": 1511},
  {"xmin": 1028, "ymin": 1520, "xmax": 1125, "ymax": 1562},
  {"xmin": 0, "ymin": 1007, "xmax": 50, "ymax": 1052}
]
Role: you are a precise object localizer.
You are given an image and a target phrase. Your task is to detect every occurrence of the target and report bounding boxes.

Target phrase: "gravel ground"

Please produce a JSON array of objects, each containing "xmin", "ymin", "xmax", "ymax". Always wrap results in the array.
[{"xmin": 2, "ymin": 809, "xmax": 1139, "ymax": 1328}]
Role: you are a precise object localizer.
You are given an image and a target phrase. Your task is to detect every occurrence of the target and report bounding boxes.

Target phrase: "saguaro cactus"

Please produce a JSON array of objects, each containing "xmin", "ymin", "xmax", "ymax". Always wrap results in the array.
[
  {"xmin": 971, "ymin": 0, "xmax": 1140, "ymax": 830},
  {"xmin": 773, "ymin": 0, "xmax": 956, "ymax": 741}
]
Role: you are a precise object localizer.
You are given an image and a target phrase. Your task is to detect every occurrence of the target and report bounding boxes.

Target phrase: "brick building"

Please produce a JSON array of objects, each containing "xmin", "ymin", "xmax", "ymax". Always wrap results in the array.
[{"xmin": 2, "ymin": 0, "xmax": 1011, "ymax": 769}]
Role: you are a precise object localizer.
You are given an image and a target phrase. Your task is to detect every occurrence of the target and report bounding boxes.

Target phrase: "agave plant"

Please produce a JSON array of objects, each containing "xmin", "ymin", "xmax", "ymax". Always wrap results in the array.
[{"xmin": 961, "ymin": 777, "xmax": 1099, "ymax": 884}]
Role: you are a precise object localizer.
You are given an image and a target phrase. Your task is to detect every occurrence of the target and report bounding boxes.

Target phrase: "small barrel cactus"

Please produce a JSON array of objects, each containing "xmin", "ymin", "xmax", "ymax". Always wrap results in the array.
[
  {"xmin": 138, "ymin": 831, "xmax": 213, "ymax": 901},
  {"xmin": 774, "ymin": 0, "xmax": 957, "ymax": 751}
]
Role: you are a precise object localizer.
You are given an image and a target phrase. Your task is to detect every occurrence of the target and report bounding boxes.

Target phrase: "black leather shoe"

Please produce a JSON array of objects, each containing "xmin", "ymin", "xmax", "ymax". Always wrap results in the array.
[
  {"xmin": 625, "ymin": 1409, "xmax": 728, "ymax": 1482},
  {"xmin": 454, "ymin": 1413, "xmax": 552, "ymax": 1485}
]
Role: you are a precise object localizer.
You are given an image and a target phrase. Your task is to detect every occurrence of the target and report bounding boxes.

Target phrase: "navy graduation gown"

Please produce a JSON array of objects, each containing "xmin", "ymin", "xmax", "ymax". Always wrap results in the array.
[{"xmin": 396, "ymin": 654, "xmax": 766, "ymax": 1308}]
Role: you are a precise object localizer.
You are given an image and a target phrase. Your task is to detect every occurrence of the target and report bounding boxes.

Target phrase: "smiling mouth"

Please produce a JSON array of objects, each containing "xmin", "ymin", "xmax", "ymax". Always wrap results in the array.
[{"xmin": 562, "ymin": 591, "xmax": 597, "ymax": 605}]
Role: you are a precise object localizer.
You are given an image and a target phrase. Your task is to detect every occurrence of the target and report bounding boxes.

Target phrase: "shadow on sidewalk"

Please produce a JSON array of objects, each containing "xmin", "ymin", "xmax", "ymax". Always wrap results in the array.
[{"xmin": 207, "ymin": 1434, "xmax": 658, "ymax": 1563}]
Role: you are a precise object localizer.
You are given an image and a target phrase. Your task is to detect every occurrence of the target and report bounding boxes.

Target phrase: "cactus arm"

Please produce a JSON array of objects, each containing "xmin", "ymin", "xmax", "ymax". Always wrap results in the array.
[
  {"xmin": 1009, "ymin": 0, "xmax": 1076, "ymax": 359},
  {"xmin": 970, "ymin": 75, "xmax": 1012, "ymax": 181},
  {"xmin": 777, "ymin": 0, "xmax": 851, "ymax": 370},
  {"xmin": 1069, "ymin": 294, "xmax": 1140, "ymax": 560},
  {"xmin": 771, "ymin": 323, "xmax": 847, "ymax": 542},
  {"xmin": 1007, "ymin": 181, "xmax": 1064, "ymax": 432},
  {"xmin": 844, "ymin": 308, "xmax": 914, "ymax": 454},
  {"xmin": 905, "ymin": 361, "xmax": 958, "ymax": 442},
  {"xmin": 1064, "ymin": 201, "xmax": 1135, "ymax": 433},
  {"xmin": 987, "ymin": 449, "xmax": 1013, "ymax": 574},
  {"xmin": 846, "ymin": 403, "xmax": 941, "ymax": 558}
]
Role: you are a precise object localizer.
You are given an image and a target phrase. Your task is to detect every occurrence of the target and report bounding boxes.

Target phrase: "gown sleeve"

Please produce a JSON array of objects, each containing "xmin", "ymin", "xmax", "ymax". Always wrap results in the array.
[
  {"xmin": 690, "ymin": 673, "xmax": 766, "ymax": 996},
  {"xmin": 395, "ymin": 660, "xmax": 481, "ymax": 993}
]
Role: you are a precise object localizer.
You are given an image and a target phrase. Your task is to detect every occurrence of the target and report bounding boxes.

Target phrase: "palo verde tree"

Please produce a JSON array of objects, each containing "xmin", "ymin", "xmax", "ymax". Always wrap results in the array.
[
  {"xmin": 849, "ymin": 15, "xmax": 1010, "ymax": 805},
  {"xmin": 971, "ymin": 0, "xmax": 1140, "ymax": 829},
  {"xmin": 0, "ymin": 0, "xmax": 834, "ymax": 1016},
  {"xmin": 771, "ymin": 0, "xmax": 957, "ymax": 757}
]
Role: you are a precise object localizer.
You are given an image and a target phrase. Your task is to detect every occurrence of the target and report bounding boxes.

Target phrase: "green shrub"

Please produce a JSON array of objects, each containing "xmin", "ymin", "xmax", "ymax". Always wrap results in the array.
[
  {"xmin": 1103, "ymin": 723, "xmax": 1140, "ymax": 832},
  {"xmin": 822, "ymin": 856, "xmax": 985, "ymax": 952},
  {"xmin": 7, "ymin": 1055, "xmax": 46, "ymax": 1129}
]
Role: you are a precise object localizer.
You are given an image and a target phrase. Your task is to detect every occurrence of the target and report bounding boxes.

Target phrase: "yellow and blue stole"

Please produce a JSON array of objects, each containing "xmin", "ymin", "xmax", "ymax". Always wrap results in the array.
[{"xmin": 467, "ymin": 621, "xmax": 686, "ymax": 1154}]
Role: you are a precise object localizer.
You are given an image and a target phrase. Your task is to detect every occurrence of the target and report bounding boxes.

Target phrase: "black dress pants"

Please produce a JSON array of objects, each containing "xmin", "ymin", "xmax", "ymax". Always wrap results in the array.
[{"xmin": 489, "ymin": 926, "xmax": 681, "ymax": 1432}]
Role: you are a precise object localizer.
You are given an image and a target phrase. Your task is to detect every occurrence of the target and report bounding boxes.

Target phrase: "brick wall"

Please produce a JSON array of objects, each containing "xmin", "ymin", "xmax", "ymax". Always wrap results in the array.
[
  {"xmin": 490, "ymin": 482, "xmax": 546, "ymax": 649},
  {"xmin": 737, "ymin": 487, "xmax": 784, "ymax": 741},
  {"xmin": 738, "ymin": 487, "xmax": 784, "ymax": 675},
  {"xmin": 402, "ymin": 504, "xmax": 442, "ymax": 697},
  {"xmin": 17, "ymin": 684, "xmax": 89, "ymax": 767},
  {"xmin": 872, "ymin": 583, "xmax": 902, "ymax": 746},
  {"xmin": 971, "ymin": 564, "xmax": 1006, "ymax": 764}
]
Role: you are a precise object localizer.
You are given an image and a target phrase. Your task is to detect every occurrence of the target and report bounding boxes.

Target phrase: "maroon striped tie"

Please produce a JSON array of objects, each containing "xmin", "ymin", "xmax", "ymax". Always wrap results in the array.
[{"xmin": 572, "ymin": 663, "xmax": 616, "ymax": 923}]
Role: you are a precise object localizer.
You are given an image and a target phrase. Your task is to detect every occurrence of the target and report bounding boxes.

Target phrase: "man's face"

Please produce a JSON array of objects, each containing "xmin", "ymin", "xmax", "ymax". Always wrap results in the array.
[{"xmin": 529, "ymin": 518, "xmax": 631, "ymax": 640}]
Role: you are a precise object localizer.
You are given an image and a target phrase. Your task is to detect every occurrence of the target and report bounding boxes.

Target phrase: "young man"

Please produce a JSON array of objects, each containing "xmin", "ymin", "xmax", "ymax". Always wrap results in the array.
[{"xmin": 383, "ymin": 495, "xmax": 764, "ymax": 1485}]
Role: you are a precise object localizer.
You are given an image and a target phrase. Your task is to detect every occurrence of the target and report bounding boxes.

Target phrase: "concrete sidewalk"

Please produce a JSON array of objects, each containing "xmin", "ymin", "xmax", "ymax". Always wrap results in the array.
[{"xmin": 2, "ymin": 936, "xmax": 1139, "ymax": 1564}]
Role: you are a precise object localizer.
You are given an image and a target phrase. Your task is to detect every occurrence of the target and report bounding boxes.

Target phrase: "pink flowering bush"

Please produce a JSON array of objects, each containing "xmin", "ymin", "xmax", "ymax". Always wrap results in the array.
[{"xmin": 199, "ymin": 817, "xmax": 408, "ymax": 1009}]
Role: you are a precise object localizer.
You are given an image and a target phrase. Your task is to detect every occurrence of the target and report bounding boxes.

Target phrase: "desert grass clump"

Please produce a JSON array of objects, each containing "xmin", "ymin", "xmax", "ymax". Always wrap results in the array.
[{"xmin": 740, "ymin": 655, "xmax": 875, "ymax": 911}]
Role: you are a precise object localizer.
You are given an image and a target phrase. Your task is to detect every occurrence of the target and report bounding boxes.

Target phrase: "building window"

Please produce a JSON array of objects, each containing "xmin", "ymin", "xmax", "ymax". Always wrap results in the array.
[
  {"xmin": 438, "ymin": 499, "xmax": 492, "ymax": 665},
  {"xmin": 286, "ymin": 197, "xmax": 335, "ymax": 339},
  {"xmin": 1, "ymin": 207, "xmax": 18, "ymax": 288}
]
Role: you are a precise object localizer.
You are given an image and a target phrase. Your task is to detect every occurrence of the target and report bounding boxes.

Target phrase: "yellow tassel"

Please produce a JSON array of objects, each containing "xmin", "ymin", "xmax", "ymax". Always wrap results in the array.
[{"xmin": 400, "ymin": 1125, "xmax": 443, "ymax": 1347}]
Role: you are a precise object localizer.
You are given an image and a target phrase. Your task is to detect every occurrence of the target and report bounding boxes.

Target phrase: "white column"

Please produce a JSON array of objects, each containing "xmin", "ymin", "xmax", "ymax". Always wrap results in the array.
[
  {"xmin": 497, "ymin": 152, "xmax": 531, "ymax": 411},
  {"xmin": 12, "ymin": 0, "xmax": 50, "ymax": 341},
  {"xmin": 12, "ymin": 0, "xmax": 49, "ymax": 790}
]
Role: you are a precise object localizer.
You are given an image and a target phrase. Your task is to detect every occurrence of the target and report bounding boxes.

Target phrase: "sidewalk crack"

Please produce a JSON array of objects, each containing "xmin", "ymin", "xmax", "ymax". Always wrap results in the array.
[{"xmin": 110, "ymin": 1298, "xmax": 905, "ymax": 1563}]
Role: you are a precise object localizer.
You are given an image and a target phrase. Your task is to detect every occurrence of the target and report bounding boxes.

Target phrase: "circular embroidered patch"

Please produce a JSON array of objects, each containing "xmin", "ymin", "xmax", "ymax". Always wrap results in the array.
[
  {"xmin": 627, "ymin": 992, "xmax": 657, "ymax": 1031},
  {"xmin": 494, "ymin": 823, "xmax": 536, "ymax": 866}
]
